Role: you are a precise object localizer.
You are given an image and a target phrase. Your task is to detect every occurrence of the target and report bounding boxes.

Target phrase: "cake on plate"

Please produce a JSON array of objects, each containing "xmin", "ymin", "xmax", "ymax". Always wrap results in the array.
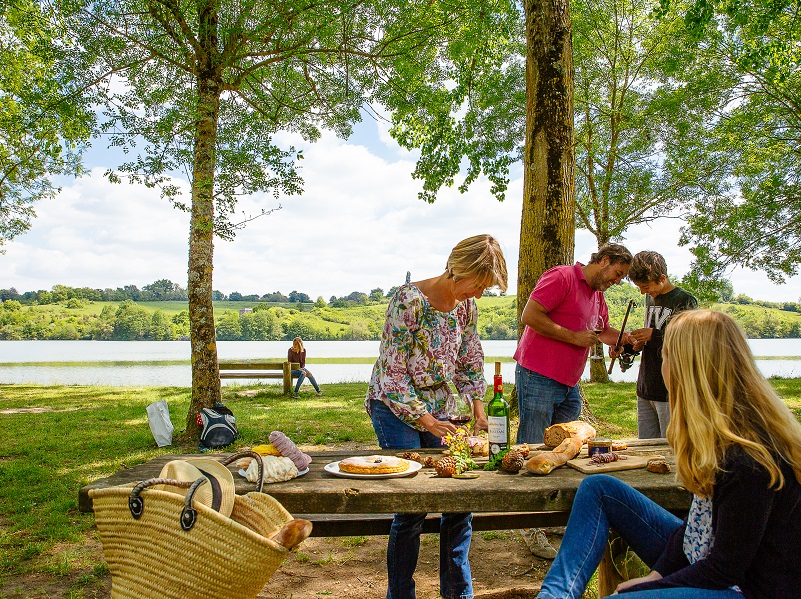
[{"xmin": 338, "ymin": 455, "xmax": 411, "ymax": 475}]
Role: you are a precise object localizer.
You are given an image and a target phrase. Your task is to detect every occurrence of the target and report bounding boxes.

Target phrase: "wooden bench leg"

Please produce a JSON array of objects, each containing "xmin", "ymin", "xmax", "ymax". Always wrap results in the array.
[{"xmin": 282, "ymin": 362, "xmax": 291, "ymax": 395}]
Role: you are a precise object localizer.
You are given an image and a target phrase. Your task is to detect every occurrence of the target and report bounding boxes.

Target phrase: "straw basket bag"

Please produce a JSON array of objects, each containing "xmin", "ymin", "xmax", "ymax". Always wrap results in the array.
[{"xmin": 89, "ymin": 452, "xmax": 296, "ymax": 599}]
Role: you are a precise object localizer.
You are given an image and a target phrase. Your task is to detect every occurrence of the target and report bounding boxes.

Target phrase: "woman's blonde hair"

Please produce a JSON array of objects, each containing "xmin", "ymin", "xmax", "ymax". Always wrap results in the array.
[
  {"xmin": 663, "ymin": 309, "xmax": 801, "ymax": 495},
  {"xmin": 446, "ymin": 234, "xmax": 508, "ymax": 292},
  {"xmin": 292, "ymin": 337, "xmax": 304, "ymax": 353}
]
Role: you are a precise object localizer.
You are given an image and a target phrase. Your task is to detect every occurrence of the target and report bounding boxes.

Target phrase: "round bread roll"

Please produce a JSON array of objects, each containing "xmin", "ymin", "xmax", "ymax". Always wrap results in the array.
[{"xmin": 647, "ymin": 458, "xmax": 671, "ymax": 474}]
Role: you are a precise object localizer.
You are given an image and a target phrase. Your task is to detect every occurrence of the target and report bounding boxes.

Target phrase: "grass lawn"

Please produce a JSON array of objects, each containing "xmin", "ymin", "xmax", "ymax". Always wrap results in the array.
[{"xmin": 0, "ymin": 378, "xmax": 799, "ymax": 597}]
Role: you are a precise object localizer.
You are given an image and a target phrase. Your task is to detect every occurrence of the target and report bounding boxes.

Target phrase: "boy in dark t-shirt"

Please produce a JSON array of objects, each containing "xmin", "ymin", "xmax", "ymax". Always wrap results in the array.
[{"xmin": 629, "ymin": 251, "xmax": 697, "ymax": 438}]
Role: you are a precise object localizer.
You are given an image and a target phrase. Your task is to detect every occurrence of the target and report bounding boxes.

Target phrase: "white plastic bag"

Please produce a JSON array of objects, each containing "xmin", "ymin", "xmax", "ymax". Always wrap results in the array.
[{"xmin": 146, "ymin": 400, "xmax": 174, "ymax": 447}]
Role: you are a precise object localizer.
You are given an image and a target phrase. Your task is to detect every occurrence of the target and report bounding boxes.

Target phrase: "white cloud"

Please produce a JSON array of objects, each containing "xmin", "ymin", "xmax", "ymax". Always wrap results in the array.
[{"xmin": 1, "ymin": 121, "xmax": 799, "ymax": 303}]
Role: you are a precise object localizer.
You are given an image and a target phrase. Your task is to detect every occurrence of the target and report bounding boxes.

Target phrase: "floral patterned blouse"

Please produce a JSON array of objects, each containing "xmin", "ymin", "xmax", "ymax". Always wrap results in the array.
[{"xmin": 365, "ymin": 283, "xmax": 487, "ymax": 431}]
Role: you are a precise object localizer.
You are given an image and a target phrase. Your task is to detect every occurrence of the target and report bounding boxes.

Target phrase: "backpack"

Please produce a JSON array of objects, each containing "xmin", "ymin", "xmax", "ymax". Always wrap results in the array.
[{"xmin": 197, "ymin": 407, "xmax": 238, "ymax": 448}]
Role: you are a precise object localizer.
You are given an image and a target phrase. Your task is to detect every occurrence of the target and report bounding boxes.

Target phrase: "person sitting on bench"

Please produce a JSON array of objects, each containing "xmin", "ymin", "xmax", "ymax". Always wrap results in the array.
[{"xmin": 288, "ymin": 337, "xmax": 322, "ymax": 397}]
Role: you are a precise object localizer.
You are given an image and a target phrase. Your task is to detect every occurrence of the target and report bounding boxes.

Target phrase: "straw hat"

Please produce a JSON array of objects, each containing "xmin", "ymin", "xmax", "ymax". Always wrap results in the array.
[{"xmin": 157, "ymin": 458, "xmax": 235, "ymax": 518}]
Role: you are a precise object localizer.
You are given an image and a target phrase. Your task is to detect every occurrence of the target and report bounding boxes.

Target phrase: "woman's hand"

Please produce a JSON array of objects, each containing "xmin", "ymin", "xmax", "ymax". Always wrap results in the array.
[
  {"xmin": 613, "ymin": 570, "xmax": 662, "ymax": 594},
  {"xmin": 473, "ymin": 412, "xmax": 489, "ymax": 434},
  {"xmin": 418, "ymin": 413, "xmax": 456, "ymax": 439}
]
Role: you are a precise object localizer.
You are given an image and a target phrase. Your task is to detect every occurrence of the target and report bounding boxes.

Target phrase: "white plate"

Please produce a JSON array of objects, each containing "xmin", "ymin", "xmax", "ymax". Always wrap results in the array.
[
  {"xmin": 324, "ymin": 459, "xmax": 423, "ymax": 479},
  {"xmin": 238, "ymin": 467, "xmax": 309, "ymax": 481}
]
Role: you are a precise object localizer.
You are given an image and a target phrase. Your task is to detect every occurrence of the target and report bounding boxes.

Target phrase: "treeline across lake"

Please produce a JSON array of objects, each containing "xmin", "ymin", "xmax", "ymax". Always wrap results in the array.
[{"xmin": 1, "ymin": 286, "xmax": 800, "ymax": 341}]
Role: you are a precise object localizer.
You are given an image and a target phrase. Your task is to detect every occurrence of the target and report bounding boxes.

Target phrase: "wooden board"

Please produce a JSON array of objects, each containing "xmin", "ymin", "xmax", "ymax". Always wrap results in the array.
[{"xmin": 567, "ymin": 454, "xmax": 664, "ymax": 474}]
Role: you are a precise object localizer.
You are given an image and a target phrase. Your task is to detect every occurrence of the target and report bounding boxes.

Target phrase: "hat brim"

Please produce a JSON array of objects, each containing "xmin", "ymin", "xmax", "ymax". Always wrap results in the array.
[{"xmin": 157, "ymin": 458, "xmax": 235, "ymax": 518}]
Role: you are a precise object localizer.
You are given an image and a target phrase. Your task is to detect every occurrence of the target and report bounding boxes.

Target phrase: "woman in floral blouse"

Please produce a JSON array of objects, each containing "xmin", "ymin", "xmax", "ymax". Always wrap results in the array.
[
  {"xmin": 536, "ymin": 310, "xmax": 801, "ymax": 599},
  {"xmin": 366, "ymin": 234, "xmax": 508, "ymax": 599}
]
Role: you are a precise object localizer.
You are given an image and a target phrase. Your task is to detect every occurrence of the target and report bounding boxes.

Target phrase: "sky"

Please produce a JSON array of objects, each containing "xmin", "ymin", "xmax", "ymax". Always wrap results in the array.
[{"xmin": 2, "ymin": 116, "xmax": 800, "ymax": 302}]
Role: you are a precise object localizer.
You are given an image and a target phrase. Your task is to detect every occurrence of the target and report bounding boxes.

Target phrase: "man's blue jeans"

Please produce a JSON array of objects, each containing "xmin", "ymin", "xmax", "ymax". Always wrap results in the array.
[
  {"xmin": 370, "ymin": 399, "xmax": 473, "ymax": 599},
  {"xmin": 538, "ymin": 475, "xmax": 742, "ymax": 599},
  {"xmin": 515, "ymin": 364, "xmax": 582, "ymax": 444}
]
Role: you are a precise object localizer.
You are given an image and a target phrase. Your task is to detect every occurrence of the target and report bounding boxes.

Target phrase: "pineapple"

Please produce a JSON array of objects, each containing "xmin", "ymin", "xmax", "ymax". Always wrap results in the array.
[
  {"xmin": 501, "ymin": 450, "xmax": 525, "ymax": 473},
  {"xmin": 423, "ymin": 455, "xmax": 437, "ymax": 468},
  {"xmin": 435, "ymin": 456, "xmax": 458, "ymax": 477},
  {"xmin": 401, "ymin": 451, "xmax": 422, "ymax": 463}
]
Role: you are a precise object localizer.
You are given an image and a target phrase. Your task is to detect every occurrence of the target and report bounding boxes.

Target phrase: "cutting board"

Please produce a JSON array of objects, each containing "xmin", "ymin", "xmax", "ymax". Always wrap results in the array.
[{"xmin": 567, "ymin": 454, "xmax": 664, "ymax": 474}]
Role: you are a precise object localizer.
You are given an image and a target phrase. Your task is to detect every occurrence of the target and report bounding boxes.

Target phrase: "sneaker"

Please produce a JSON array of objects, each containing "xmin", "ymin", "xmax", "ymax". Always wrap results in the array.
[
  {"xmin": 316, "ymin": 390, "xmax": 323, "ymax": 396},
  {"xmin": 522, "ymin": 528, "xmax": 557, "ymax": 560},
  {"xmin": 292, "ymin": 392, "xmax": 299, "ymax": 398}
]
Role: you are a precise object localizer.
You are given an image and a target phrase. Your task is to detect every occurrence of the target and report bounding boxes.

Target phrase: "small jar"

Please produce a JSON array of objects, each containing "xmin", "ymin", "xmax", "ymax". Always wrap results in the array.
[{"xmin": 588, "ymin": 438, "xmax": 612, "ymax": 457}]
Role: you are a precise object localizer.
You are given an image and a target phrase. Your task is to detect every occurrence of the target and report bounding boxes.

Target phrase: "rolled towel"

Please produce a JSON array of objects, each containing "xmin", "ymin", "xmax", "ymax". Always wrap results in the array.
[{"xmin": 269, "ymin": 431, "xmax": 312, "ymax": 471}]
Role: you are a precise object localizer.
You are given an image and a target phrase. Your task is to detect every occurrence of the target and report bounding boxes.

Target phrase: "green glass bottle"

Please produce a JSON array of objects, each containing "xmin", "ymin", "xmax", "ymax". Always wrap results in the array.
[{"xmin": 487, "ymin": 361, "xmax": 510, "ymax": 455}]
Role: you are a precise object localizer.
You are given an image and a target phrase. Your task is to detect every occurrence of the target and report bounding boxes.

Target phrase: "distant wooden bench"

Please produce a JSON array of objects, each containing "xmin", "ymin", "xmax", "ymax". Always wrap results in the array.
[{"xmin": 219, "ymin": 361, "xmax": 300, "ymax": 394}]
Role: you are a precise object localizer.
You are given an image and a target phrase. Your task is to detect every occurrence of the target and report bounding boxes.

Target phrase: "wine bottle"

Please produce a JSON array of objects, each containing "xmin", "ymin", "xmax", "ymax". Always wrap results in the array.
[{"xmin": 487, "ymin": 361, "xmax": 510, "ymax": 455}]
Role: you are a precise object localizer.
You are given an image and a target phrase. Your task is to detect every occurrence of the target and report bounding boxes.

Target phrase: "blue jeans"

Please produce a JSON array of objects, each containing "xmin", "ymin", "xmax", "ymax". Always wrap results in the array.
[
  {"xmin": 538, "ymin": 475, "xmax": 742, "ymax": 599},
  {"xmin": 292, "ymin": 368, "xmax": 320, "ymax": 393},
  {"xmin": 515, "ymin": 364, "xmax": 582, "ymax": 444},
  {"xmin": 370, "ymin": 399, "xmax": 473, "ymax": 599}
]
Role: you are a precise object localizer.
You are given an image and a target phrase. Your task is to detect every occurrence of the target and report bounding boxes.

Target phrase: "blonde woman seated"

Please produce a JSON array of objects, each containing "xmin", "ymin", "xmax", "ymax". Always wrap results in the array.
[
  {"xmin": 288, "ymin": 337, "xmax": 321, "ymax": 397},
  {"xmin": 536, "ymin": 309, "xmax": 801, "ymax": 599}
]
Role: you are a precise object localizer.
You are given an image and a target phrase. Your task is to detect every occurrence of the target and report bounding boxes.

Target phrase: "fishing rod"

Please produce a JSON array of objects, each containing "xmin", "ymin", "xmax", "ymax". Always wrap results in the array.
[{"xmin": 608, "ymin": 299, "xmax": 636, "ymax": 375}]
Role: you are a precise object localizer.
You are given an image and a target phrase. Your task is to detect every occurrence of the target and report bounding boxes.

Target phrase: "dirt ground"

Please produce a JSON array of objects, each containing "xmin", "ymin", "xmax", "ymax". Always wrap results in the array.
[
  {"xmin": 259, "ymin": 528, "xmax": 559, "ymax": 599},
  {"xmin": 0, "ymin": 530, "xmax": 559, "ymax": 599}
]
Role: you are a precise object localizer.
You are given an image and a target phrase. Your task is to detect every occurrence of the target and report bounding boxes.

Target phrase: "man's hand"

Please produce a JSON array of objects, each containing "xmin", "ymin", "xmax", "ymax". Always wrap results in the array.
[
  {"xmin": 573, "ymin": 329, "xmax": 600, "ymax": 348},
  {"xmin": 630, "ymin": 328, "xmax": 653, "ymax": 345}
]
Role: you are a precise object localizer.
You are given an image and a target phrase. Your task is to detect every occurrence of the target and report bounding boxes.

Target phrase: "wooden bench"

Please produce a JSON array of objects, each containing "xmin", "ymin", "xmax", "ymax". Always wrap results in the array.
[{"xmin": 219, "ymin": 361, "xmax": 300, "ymax": 394}]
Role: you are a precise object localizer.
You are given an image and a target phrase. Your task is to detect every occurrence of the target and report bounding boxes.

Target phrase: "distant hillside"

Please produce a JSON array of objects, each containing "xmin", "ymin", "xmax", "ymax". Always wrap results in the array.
[{"xmin": 1, "ymin": 289, "xmax": 799, "ymax": 341}]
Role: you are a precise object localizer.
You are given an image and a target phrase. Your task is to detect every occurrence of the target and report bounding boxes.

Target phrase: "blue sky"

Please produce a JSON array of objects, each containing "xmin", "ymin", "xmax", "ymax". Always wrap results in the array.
[{"xmin": 2, "ymin": 114, "xmax": 799, "ymax": 302}]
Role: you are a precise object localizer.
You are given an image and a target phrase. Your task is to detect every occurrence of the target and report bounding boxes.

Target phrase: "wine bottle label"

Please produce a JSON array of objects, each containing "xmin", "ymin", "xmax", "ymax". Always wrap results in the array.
[{"xmin": 488, "ymin": 416, "xmax": 508, "ymax": 453}]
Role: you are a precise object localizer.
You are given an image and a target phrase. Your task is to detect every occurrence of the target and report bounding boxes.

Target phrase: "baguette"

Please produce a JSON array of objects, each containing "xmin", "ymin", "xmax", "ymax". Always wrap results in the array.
[
  {"xmin": 525, "ymin": 437, "xmax": 584, "ymax": 475},
  {"xmin": 543, "ymin": 421, "xmax": 596, "ymax": 448}
]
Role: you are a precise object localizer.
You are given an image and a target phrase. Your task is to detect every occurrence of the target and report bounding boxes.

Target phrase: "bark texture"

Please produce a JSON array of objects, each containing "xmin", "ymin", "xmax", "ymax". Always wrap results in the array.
[
  {"xmin": 517, "ymin": 0, "xmax": 576, "ymax": 335},
  {"xmin": 186, "ymin": 0, "xmax": 223, "ymax": 438}
]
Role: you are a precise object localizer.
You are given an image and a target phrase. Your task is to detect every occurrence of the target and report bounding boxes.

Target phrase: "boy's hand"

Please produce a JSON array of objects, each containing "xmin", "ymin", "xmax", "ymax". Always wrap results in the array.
[{"xmin": 630, "ymin": 327, "xmax": 653, "ymax": 344}]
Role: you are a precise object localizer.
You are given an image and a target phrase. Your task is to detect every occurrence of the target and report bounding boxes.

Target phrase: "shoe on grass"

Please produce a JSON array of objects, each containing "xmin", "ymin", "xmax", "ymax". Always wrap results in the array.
[
  {"xmin": 316, "ymin": 390, "xmax": 323, "ymax": 396},
  {"xmin": 292, "ymin": 392, "xmax": 299, "ymax": 398},
  {"xmin": 522, "ymin": 528, "xmax": 557, "ymax": 560}
]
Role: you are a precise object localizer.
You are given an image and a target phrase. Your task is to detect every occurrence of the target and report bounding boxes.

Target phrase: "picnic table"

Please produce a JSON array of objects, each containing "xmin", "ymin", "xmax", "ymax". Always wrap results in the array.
[{"xmin": 79, "ymin": 439, "xmax": 689, "ymax": 597}]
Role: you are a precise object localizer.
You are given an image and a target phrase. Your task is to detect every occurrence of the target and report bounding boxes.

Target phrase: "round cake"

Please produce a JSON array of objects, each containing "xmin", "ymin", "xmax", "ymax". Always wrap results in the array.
[{"xmin": 339, "ymin": 455, "xmax": 411, "ymax": 475}]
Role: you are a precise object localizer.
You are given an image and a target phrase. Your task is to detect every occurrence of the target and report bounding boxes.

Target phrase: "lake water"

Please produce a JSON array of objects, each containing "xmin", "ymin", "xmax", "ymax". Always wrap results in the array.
[{"xmin": 0, "ymin": 339, "xmax": 799, "ymax": 387}]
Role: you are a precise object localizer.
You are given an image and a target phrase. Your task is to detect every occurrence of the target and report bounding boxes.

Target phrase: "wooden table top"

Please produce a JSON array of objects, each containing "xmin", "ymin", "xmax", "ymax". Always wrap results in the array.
[{"xmin": 79, "ymin": 440, "xmax": 689, "ymax": 518}]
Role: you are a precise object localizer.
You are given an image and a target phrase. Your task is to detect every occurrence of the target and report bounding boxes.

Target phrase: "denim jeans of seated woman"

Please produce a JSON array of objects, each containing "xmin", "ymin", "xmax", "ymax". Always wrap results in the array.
[
  {"xmin": 292, "ymin": 368, "xmax": 320, "ymax": 393},
  {"xmin": 370, "ymin": 398, "xmax": 473, "ymax": 599},
  {"xmin": 538, "ymin": 475, "xmax": 743, "ymax": 599}
]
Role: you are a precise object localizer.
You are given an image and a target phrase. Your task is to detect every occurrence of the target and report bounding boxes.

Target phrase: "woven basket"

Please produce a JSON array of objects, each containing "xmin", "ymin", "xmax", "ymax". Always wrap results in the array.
[{"xmin": 89, "ymin": 454, "xmax": 294, "ymax": 599}]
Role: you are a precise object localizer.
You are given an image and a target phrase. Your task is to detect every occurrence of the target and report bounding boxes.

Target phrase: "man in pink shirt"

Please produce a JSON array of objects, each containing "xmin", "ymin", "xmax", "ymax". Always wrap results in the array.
[{"xmin": 514, "ymin": 244, "xmax": 634, "ymax": 558}]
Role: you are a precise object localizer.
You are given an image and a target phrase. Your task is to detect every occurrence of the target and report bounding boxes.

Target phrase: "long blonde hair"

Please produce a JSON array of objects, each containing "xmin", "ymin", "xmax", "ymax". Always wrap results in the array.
[
  {"xmin": 292, "ymin": 337, "xmax": 304, "ymax": 353},
  {"xmin": 663, "ymin": 310, "xmax": 801, "ymax": 496}
]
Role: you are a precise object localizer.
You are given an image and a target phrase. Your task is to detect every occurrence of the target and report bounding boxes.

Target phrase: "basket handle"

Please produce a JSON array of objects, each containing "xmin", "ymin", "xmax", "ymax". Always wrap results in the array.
[
  {"xmin": 129, "ymin": 477, "xmax": 208, "ymax": 531},
  {"xmin": 220, "ymin": 451, "xmax": 265, "ymax": 493}
]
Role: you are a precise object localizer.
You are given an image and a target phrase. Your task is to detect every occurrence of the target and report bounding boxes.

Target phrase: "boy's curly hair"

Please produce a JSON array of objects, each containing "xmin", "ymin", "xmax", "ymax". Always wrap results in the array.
[{"xmin": 628, "ymin": 251, "xmax": 668, "ymax": 284}]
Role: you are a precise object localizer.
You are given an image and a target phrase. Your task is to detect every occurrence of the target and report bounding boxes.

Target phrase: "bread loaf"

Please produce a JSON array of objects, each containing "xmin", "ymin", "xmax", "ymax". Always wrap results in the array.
[
  {"xmin": 525, "ymin": 437, "xmax": 583, "ymax": 475},
  {"xmin": 543, "ymin": 421, "xmax": 597, "ymax": 448}
]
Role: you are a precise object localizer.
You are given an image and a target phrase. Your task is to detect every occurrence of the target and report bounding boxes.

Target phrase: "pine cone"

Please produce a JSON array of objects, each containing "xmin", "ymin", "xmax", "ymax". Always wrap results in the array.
[
  {"xmin": 423, "ymin": 455, "xmax": 437, "ymax": 468},
  {"xmin": 401, "ymin": 451, "xmax": 421, "ymax": 463},
  {"xmin": 512, "ymin": 444, "xmax": 530, "ymax": 458},
  {"xmin": 435, "ymin": 456, "xmax": 458, "ymax": 477},
  {"xmin": 501, "ymin": 450, "xmax": 525, "ymax": 473}
]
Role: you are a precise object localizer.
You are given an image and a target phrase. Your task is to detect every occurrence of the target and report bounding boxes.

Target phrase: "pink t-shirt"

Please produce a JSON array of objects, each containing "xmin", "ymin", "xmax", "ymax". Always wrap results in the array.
[{"xmin": 513, "ymin": 263, "xmax": 609, "ymax": 386}]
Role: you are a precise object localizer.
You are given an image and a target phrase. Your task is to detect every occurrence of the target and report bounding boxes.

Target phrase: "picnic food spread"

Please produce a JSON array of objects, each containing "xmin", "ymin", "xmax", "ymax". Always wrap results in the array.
[{"xmin": 338, "ymin": 455, "xmax": 411, "ymax": 475}]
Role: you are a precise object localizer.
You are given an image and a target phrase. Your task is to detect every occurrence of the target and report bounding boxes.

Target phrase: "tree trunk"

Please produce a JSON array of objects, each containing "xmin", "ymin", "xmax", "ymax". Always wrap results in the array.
[
  {"xmin": 517, "ymin": 0, "xmax": 576, "ymax": 332},
  {"xmin": 590, "ymin": 342, "xmax": 611, "ymax": 382},
  {"xmin": 185, "ymin": 1, "xmax": 223, "ymax": 440}
]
